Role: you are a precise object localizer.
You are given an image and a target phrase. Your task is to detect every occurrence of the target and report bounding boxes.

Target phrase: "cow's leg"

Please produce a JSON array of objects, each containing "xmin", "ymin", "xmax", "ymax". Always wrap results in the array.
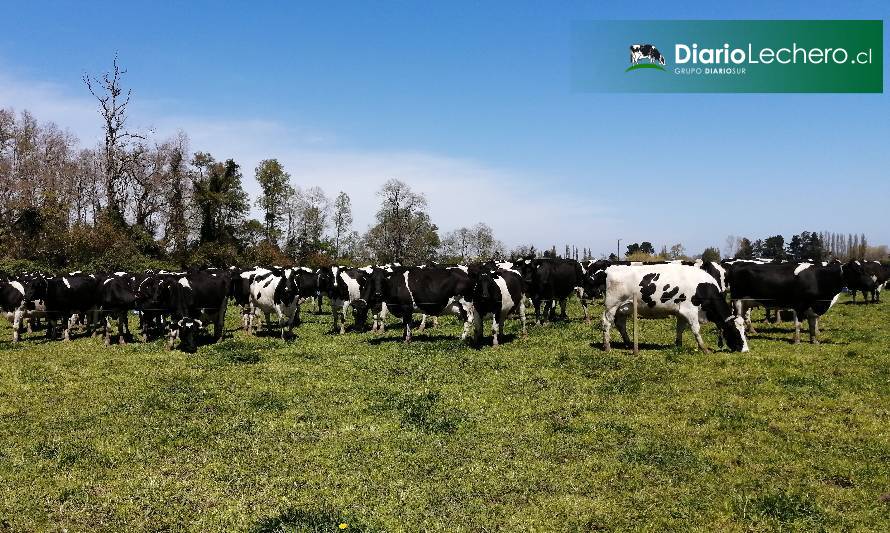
[
  {"xmin": 807, "ymin": 312, "xmax": 820, "ymax": 344},
  {"xmin": 316, "ymin": 293, "xmax": 323, "ymax": 314},
  {"xmin": 614, "ymin": 312, "xmax": 631, "ymax": 348},
  {"xmin": 519, "ymin": 300, "xmax": 528, "ymax": 337},
  {"xmin": 63, "ymin": 314, "xmax": 72, "ymax": 341},
  {"xmin": 12, "ymin": 308, "xmax": 23, "ymax": 343},
  {"xmin": 103, "ymin": 314, "xmax": 112, "ymax": 346},
  {"xmin": 559, "ymin": 298, "xmax": 568, "ymax": 320},
  {"xmin": 533, "ymin": 298, "xmax": 543, "ymax": 326},
  {"xmin": 686, "ymin": 314, "xmax": 709, "ymax": 354},
  {"xmin": 166, "ymin": 327, "xmax": 177, "ymax": 351},
  {"xmin": 294, "ymin": 301, "xmax": 302, "ymax": 327},
  {"xmin": 331, "ymin": 306, "xmax": 339, "ymax": 334},
  {"xmin": 675, "ymin": 317, "xmax": 686, "ymax": 347},
  {"xmin": 118, "ymin": 311, "xmax": 127, "ymax": 345},
  {"xmin": 338, "ymin": 304, "xmax": 347, "ymax": 335},
  {"xmin": 601, "ymin": 306, "xmax": 617, "ymax": 352},
  {"xmin": 264, "ymin": 312, "xmax": 272, "ymax": 335},
  {"xmin": 471, "ymin": 309, "xmax": 484, "ymax": 345},
  {"xmin": 403, "ymin": 315, "xmax": 412, "ymax": 343},
  {"xmin": 418, "ymin": 314, "xmax": 427, "ymax": 332},
  {"xmin": 581, "ymin": 299, "xmax": 590, "ymax": 325},
  {"xmin": 792, "ymin": 310, "xmax": 801, "ymax": 344},
  {"xmin": 25, "ymin": 314, "xmax": 32, "ymax": 334}
]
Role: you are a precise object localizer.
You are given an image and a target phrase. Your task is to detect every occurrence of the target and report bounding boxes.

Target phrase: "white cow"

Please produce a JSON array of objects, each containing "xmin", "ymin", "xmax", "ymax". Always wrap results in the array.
[{"xmin": 600, "ymin": 264, "xmax": 748, "ymax": 353}]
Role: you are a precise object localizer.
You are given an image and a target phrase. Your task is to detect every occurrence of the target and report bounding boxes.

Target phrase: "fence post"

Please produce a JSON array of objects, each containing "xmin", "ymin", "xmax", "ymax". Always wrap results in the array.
[{"xmin": 632, "ymin": 295, "xmax": 639, "ymax": 355}]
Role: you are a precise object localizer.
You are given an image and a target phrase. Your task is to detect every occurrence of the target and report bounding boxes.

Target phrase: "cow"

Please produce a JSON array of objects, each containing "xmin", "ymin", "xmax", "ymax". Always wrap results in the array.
[
  {"xmin": 727, "ymin": 261, "xmax": 845, "ymax": 344},
  {"xmin": 630, "ymin": 44, "xmax": 666, "ymax": 65},
  {"xmin": 246, "ymin": 267, "xmax": 301, "ymax": 339},
  {"xmin": 599, "ymin": 264, "xmax": 748, "ymax": 353},
  {"xmin": 318, "ymin": 266, "xmax": 371, "ymax": 334},
  {"xmin": 166, "ymin": 270, "xmax": 229, "ymax": 352},
  {"xmin": 515, "ymin": 258, "xmax": 584, "ymax": 325},
  {"xmin": 97, "ymin": 275, "xmax": 137, "ymax": 345},
  {"xmin": 470, "ymin": 267, "xmax": 527, "ymax": 346},
  {"xmin": 293, "ymin": 266, "xmax": 322, "ymax": 323},
  {"xmin": 849, "ymin": 260, "xmax": 887, "ymax": 303},
  {"xmin": 31, "ymin": 273, "xmax": 99, "ymax": 341},
  {"xmin": 0, "ymin": 279, "xmax": 36, "ymax": 342},
  {"xmin": 134, "ymin": 272, "xmax": 179, "ymax": 340},
  {"xmin": 366, "ymin": 265, "xmax": 475, "ymax": 342}
]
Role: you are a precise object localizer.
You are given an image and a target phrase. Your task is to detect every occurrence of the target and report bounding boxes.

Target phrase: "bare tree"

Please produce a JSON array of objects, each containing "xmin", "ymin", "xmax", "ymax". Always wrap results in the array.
[{"xmin": 83, "ymin": 55, "xmax": 144, "ymax": 220}]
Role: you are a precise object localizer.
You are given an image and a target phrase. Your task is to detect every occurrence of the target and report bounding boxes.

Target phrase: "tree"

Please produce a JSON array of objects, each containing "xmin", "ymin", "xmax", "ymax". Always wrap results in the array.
[
  {"xmin": 254, "ymin": 159, "xmax": 293, "ymax": 246},
  {"xmin": 192, "ymin": 154, "xmax": 249, "ymax": 245},
  {"xmin": 331, "ymin": 191, "xmax": 353, "ymax": 258},
  {"xmin": 734, "ymin": 238, "xmax": 754, "ymax": 259},
  {"xmin": 83, "ymin": 55, "xmax": 144, "ymax": 222},
  {"xmin": 286, "ymin": 186, "xmax": 330, "ymax": 260},
  {"xmin": 162, "ymin": 133, "xmax": 190, "ymax": 262},
  {"xmin": 701, "ymin": 247, "xmax": 721, "ymax": 262},
  {"xmin": 668, "ymin": 243, "xmax": 686, "ymax": 260},
  {"xmin": 364, "ymin": 179, "xmax": 439, "ymax": 264},
  {"xmin": 762, "ymin": 235, "xmax": 785, "ymax": 259}
]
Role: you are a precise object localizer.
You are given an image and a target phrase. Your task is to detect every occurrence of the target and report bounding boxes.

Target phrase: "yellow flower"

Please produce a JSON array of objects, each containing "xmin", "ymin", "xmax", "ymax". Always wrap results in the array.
[{"xmin": 339, "ymin": 524, "xmax": 348, "ymax": 530}]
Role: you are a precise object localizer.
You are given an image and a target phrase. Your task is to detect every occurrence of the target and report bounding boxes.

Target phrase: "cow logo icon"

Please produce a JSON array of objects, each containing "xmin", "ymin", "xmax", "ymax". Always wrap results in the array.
[{"xmin": 627, "ymin": 44, "xmax": 666, "ymax": 72}]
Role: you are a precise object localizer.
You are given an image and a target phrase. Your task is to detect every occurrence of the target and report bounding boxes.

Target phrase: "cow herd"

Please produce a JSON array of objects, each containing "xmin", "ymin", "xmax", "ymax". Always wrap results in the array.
[{"xmin": 0, "ymin": 257, "xmax": 887, "ymax": 353}]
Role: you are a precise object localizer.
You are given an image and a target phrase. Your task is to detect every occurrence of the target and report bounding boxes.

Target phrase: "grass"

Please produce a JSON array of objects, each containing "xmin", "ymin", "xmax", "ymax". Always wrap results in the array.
[{"xmin": 0, "ymin": 294, "xmax": 888, "ymax": 531}]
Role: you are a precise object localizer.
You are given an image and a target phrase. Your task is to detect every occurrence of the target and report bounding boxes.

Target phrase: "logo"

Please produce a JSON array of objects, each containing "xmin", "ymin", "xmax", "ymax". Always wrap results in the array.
[{"xmin": 627, "ymin": 44, "xmax": 666, "ymax": 72}]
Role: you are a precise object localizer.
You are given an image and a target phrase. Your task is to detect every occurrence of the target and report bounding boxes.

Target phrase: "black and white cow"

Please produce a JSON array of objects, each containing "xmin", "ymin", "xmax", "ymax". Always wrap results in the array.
[
  {"xmin": 318, "ymin": 266, "xmax": 371, "ymax": 334},
  {"xmin": 600, "ymin": 264, "xmax": 747, "ymax": 353},
  {"xmin": 166, "ymin": 270, "xmax": 229, "ymax": 352},
  {"xmin": 245, "ymin": 267, "xmax": 301, "ymax": 339},
  {"xmin": 32, "ymin": 273, "xmax": 99, "ymax": 341},
  {"xmin": 515, "ymin": 258, "xmax": 584, "ymax": 325},
  {"xmin": 0, "ymin": 279, "xmax": 37, "ymax": 342},
  {"xmin": 848, "ymin": 260, "xmax": 885, "ymax": 303},
  {"xmin": 366, "ymin": 265, "xmax": 475, "ymax": 342},
  {"xmin": 97, "ymin": 274, "xmax": 137, "ymax": 345},
  {"xmin": 470, "ymin": 267, "xmax": 527, "ymax": 346},
  {"xmin": 630, "ymin": 44, "xmax": 666, "ymax": 65},
  {"xmin": 727, "ymin": 261, "xmax": 845, "ymax": 344}
]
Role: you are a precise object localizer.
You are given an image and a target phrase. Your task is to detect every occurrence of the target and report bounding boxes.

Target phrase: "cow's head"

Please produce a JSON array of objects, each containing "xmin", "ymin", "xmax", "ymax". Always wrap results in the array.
[
  {"xmin": 843, "ymin": 260, "xmax": 876, "ymax": 290},
  {"xmin": 582, "ymin": 267, "xmax": 609, "ymax": 299},
  {"xmin": 472, "ymin": 271, "xmax": 494, "ymax": 303},
  {"xmin": 176, "ymin": 317, "xmax": 203, "ymax": 353},
  {"xmin": 721, "ymin": 315, "xmax": 748, "ymax": 353}
]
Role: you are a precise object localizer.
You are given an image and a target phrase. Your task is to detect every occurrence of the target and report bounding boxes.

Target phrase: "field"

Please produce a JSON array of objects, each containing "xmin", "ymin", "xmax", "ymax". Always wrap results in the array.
[{"xmin": 1, "ymin": 294, "xmax": 888, "ymax": 532}]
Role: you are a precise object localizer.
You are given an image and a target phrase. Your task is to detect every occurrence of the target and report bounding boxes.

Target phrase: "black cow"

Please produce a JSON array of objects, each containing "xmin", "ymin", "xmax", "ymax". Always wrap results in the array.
[
  {"xmin": 366, "ymin": 265, "xmax": 475, "ymax": 342},
  {"xmin": 470, "ymin": 267, "xmax": 527, "ymax": 346},
  {"xmin": 849, "ymin": 260, "xmax": 886, "ymax": 303},
  {"xmin": 166, "ymin": 270, "xmax": 229, "ymax": 352},
  {"xmin": 516, "ymin": 258, "xmax": 584, "ymax": 325},
  {"xmin": 727, "ymin": 262, "xmax": 845, "ymax": 344},
  {"xmin": 32, "ymin": 274, "xmax": 99, "ymax": 341},
  {"xmin": 97, "ymin": 275, "xmax": 137, "ymax": 345}
]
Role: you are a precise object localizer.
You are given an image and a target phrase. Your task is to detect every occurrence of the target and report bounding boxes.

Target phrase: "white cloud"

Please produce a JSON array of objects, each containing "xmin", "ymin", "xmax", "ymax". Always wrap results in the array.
[{"xmin": 0, "ymin": 68, "xmax": 622, "ymax": 253}]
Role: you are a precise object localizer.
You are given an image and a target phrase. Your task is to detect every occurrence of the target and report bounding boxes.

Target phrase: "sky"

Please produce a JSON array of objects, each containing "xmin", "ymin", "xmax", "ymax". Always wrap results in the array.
[{"xmin": 1, "ymin": 0, "xmax": 888, "ymax": 257}]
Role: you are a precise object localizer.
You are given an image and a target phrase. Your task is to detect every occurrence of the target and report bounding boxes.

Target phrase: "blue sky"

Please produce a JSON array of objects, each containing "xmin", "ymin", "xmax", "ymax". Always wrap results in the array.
[{"xmin": 1, "ymin": 0, "xmax": 888, "ymax": 256}]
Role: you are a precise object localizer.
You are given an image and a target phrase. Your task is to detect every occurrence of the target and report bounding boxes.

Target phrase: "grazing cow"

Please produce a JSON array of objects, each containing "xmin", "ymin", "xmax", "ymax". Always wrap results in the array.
[
  {"xmin": 166, "ymin": 270, "xmax": 229, "ymax": 352},
  {"xmin": 727, "ymin": 261, "xmax": 845, "ymax": 344},
  {"xmin": 630, "ymin": 44, "xmax": 666, "ymax": 65},
  {"xmin": 516, "ymin": 258, "xmax": 584, "ymax": 325},
  {"xmin": 318, "ymin": 266, "xmax": 370, "ymax": 334},
  {"xmin": 600, "ymin": 264, "xmax": 748, "ymax": 352},
  {"xmin": 470, "ymin": 267, "xmax": 527, "ymax": 346},
  {"xmin": 366, "ymin": 265, "xmax": 475, "ymax": 342},
  {"xmin": 97, "ymin": 275, "xmax": 137, "ymax": 345},
  {"xmin": 246, "ymin": 267, "xmax": 301, "ymax": 339},
  {"xmin": 33, "ymin": 274, "xmax": 99, "ymax": 341}
]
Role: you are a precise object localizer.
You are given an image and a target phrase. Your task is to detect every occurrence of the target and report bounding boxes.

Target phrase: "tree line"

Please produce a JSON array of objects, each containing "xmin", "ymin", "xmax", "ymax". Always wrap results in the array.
[{"xmin": 0, "ymin": 59, "xmax": 525, "ymax": 271}]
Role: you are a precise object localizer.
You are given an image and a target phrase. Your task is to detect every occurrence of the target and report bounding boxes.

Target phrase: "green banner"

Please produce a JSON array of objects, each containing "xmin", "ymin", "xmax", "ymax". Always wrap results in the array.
[{"xmin": 572, "ymin": 20, "xmax": 883, "ymax": 93}]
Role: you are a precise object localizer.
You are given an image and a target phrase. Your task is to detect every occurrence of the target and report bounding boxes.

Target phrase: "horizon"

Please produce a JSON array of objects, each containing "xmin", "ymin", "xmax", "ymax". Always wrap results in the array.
[{"xmin": 2, "ymin": 0, "xmax": 888, "ymax": 257}]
